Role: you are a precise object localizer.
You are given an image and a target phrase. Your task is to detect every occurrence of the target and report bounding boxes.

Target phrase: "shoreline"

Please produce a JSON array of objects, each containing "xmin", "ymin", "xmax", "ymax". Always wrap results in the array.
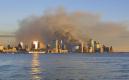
[{"xmin": 0, "ymin": 52, "xmax": 129, "ymax": 54}]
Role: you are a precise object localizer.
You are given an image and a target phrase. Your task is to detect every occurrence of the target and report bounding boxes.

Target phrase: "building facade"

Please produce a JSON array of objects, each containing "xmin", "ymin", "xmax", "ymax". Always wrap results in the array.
[{"xmin": 0, "ymin": 34, "xmax": 16, "ymax": 47}]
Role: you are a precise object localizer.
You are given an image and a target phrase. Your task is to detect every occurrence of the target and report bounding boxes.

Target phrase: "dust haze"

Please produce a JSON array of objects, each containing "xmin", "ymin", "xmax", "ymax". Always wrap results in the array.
[{"xmin": 16, "ymin": 7, "xmax": 129, "ymax": 51}]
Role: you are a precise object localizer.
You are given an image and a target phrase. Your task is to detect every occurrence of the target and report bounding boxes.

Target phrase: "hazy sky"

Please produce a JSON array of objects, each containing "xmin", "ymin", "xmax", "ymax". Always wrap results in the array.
[{"xmin": 0, "ymin": 0, "xmax": 129, "ymax": 33}]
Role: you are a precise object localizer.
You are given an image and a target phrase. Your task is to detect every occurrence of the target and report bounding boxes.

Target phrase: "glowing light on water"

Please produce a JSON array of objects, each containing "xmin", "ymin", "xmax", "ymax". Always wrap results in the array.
[{"xmin": 31, "ymin": 53, "xmax": 42, "ymax": 80}]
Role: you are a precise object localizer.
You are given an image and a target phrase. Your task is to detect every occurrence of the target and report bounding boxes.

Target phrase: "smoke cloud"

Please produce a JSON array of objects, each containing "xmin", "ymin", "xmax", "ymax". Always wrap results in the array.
[{"xmin": 16, "ymin": 7, "xmax": 129, "ymax": 51}]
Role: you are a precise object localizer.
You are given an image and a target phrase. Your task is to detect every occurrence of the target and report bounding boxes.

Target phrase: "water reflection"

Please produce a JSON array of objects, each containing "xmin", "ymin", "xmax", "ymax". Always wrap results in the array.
[{"xmin": 31, "ymin": 53, "xmax": 42, "ymax": 80}]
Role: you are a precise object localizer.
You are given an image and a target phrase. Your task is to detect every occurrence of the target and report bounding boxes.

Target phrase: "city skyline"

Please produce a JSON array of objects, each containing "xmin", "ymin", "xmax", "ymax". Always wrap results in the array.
[
  {"xmin": 0, "ymin": 1, "xmax": 129, "ymax": 80},
  {"xmin": 0, "ymin": 0, "xmax": 129, "ymax": 51}
]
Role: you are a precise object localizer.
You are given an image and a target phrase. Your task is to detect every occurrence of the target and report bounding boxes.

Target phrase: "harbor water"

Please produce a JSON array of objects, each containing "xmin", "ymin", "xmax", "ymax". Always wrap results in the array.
[{"xmin": 0, "ymin": 53, "xmax": 129, "ymax": 80}]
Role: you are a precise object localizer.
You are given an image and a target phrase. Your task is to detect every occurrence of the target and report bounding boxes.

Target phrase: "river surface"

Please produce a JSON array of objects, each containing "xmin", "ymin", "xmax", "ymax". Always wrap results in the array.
[{"xmin": 0, "ymin": 53, "xmax": 129, "ymax": 80}]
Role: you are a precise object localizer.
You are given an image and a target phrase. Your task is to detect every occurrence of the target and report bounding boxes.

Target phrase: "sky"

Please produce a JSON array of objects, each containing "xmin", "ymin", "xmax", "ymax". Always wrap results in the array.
[{"xmin": 0, "ymin": 0, "xmax": 129, "ymax": 33}]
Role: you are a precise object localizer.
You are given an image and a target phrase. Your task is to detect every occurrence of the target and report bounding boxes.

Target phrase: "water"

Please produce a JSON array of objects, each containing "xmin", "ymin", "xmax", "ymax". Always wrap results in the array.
[{"xmin": 0, "ymin": 53, "xmax": 129, "ymax": 80}]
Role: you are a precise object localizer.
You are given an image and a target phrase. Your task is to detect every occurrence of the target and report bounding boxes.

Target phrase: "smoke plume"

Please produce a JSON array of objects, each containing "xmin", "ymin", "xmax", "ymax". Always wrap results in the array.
[{"xmin": 16, "ymin": 7, "xmax": 129, "ymax": 51}]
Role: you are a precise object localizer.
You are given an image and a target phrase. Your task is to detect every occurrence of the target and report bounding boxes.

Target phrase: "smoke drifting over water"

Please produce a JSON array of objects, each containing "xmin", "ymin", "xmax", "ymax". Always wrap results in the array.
[{"xmin": 16, "ymin": 7, "xmax": 129, "ymax": 51}]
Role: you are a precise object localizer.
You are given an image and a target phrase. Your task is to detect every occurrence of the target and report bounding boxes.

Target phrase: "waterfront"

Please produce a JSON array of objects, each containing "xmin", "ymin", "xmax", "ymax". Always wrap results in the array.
[{"xmin": 0, "ymin": 53, "xmax": 129, "ymax": 80}]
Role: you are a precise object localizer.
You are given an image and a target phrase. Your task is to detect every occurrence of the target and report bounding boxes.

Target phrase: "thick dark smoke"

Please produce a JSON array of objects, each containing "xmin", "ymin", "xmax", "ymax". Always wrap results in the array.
[{"xmin": 16, "ymin": 7, "xmax": 129, "ymax": 51}]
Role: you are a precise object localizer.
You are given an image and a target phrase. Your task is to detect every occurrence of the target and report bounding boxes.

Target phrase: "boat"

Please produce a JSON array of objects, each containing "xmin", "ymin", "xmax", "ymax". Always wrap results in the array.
[{"xmin": 28, "ymin": 51, "xmax": 46, "ymax": 54}]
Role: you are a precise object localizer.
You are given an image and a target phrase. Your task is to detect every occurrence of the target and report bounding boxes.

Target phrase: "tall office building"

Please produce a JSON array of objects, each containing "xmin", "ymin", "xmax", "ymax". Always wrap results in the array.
[
  {"xmin": 55, "ymin": 40, "xmax": 59, "ymax": 53},
  {"xmin": 89, "ymin": 39, "xmax": 95, "ymax": 53},
  {"xmin": 32, "ymin": 41, "xmax": 40, "ymax": 50},
  {"xmin": 20, "ymin": 42, "xmax": 24, "ymax": 49}
]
